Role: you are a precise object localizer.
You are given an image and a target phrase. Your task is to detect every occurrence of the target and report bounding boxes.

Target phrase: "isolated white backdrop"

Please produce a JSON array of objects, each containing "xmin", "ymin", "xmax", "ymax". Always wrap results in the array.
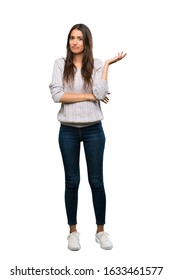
[{"xmin": 0, "ymin": 0, "xmax": 173, "ymax": 279}]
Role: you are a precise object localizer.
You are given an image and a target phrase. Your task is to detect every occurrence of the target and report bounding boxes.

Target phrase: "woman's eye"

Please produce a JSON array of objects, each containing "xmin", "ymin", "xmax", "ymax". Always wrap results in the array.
[{"xmin": 69, "ymin": 36, "xmax": 83, "ymax": 41}]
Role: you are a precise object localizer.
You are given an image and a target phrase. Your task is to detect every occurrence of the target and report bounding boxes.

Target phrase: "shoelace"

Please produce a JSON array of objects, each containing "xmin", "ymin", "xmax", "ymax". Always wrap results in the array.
[
  {"xmin": 68, "ymin": 232, "xmax": 79, "ymax": 240},
  {"xmin": 99, "ymin": 232, "xmax": 110, "ymax": 241}
]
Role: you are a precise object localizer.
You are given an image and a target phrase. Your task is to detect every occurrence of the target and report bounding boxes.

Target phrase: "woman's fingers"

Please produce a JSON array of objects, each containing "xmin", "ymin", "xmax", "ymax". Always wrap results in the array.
[
  {"xmin": 106, "ymin": 51, "xmax": 127, "ymax": 65},
  {"xmin": 101, "ymin": 96, "xmax": 110, "ymax": 104}
]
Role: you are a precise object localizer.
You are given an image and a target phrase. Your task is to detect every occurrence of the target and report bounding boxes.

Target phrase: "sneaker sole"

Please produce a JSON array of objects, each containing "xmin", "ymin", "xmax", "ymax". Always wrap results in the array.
[{"xmin": 68, "ymin": 245, "xmax": 81, "ymax": 251}]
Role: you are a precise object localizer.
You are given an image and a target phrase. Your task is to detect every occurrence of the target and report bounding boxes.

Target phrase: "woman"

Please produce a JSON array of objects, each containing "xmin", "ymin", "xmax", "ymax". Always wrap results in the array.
[{"xmin": 49, "ymin": 23, "xmax": 126, "ymax": 251}]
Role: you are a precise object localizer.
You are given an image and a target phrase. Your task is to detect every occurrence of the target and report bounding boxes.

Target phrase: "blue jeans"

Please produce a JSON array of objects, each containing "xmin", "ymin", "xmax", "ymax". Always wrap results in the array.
[{"xmin": 58, "ymin": 122, "xmax": 106, "ymax": 225}]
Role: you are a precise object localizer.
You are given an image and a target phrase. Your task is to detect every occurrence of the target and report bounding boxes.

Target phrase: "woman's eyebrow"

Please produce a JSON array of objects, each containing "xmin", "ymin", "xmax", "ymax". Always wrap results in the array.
[{"xmin": 70, "ymin": 35, "xmax": 83, "ymax": 39}]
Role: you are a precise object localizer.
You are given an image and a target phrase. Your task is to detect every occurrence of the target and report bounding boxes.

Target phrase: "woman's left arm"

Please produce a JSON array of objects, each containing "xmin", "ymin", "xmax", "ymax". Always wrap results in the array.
[
  {"xmin": 92, "ymin": 52, "xmax": 127, "ymax": 102},
  {"xmin": 102, "ymin": 51, "xmax": 127, "ymax": 80}
]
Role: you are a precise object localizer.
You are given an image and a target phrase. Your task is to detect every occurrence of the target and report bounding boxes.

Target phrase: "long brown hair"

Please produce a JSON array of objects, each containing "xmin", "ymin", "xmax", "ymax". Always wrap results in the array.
[{"xmin": 63, "ymin": 23, "xmax": 94, "ymax": 88}]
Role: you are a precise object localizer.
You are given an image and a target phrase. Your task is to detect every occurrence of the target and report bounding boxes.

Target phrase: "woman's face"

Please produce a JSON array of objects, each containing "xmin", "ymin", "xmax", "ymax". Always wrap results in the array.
[{"xmin": 69, "ymin": 29, "xmax": 84, "ymax": 55}]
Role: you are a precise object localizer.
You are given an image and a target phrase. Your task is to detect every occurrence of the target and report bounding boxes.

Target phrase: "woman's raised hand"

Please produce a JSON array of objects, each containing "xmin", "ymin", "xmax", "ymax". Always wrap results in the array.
[{"xmin": 106, "ymin": 51, "xmax": 127, "ymax": 65}]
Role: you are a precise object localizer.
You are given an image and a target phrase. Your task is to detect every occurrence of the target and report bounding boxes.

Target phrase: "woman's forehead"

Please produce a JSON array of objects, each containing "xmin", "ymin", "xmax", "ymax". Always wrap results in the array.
[{"xmin": 70, "ymin": 29, "xmax": 83, "ymax": 37}]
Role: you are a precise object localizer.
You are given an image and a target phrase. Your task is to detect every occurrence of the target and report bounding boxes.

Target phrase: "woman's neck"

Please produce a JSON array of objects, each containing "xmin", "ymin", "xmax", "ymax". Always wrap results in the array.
[{"xmin": 73, "ymin": 54, "xmax": 83, "ymax": 68}]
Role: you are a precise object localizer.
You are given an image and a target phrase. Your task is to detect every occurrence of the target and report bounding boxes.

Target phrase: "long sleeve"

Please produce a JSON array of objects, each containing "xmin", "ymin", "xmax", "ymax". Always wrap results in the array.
[
  {"xmin": 92, "ymin": 59, "xmax": 109, "ymax": 100},
  {"xmin": 49, "ymin": 58, "xmax": 65, "ymax": 102}
]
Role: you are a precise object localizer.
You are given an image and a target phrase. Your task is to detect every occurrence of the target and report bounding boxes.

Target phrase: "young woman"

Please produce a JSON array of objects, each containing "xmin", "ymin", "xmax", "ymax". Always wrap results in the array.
[{"xmin": 49, "ymin": 23, "xmax": 126, "ymax": 251}]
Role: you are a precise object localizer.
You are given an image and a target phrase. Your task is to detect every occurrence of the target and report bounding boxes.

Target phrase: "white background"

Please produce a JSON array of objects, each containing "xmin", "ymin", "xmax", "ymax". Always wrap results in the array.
[{"xmin": 0, "ymin": 0, "xmax": 173, "ymax": 279}]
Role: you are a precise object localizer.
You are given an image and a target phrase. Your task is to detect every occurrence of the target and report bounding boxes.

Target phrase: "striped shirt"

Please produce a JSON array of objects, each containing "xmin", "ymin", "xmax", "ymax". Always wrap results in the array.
[{"xmin": 49, "ymin": 57, "xmax": 109, "ymax": 127}]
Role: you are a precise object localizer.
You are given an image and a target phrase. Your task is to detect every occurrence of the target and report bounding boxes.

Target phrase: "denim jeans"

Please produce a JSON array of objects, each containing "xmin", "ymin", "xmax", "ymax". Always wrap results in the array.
[{"xmin": 58, "ymin": 122, "xmax": 106, "ymax": 225}]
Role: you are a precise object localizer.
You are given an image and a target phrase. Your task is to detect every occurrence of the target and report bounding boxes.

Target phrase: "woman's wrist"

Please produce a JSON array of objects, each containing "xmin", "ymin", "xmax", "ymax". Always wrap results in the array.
[{"xmin": 84, "ymin": 94, "xmax": 97, "ymax": 101}]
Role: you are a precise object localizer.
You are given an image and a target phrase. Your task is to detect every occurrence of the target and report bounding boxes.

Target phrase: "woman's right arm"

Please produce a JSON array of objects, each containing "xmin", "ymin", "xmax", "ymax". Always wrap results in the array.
[
  {"xmin": 59, "ymin": 92, "xmax": 96, "ymax": 103},
  {"xmin": 49, "ymin": 59, "xmax": 96, "ymax": 103}
]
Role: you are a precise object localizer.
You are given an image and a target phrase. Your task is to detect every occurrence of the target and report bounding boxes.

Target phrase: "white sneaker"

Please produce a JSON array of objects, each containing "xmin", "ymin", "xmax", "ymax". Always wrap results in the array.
[
  {"xmin": 67, "ymin": 232, "xmax": 81, "ymax": 251},
  {"xmin": 95, "ymin": 231, "xmax": 113, "ymax": 250}
]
